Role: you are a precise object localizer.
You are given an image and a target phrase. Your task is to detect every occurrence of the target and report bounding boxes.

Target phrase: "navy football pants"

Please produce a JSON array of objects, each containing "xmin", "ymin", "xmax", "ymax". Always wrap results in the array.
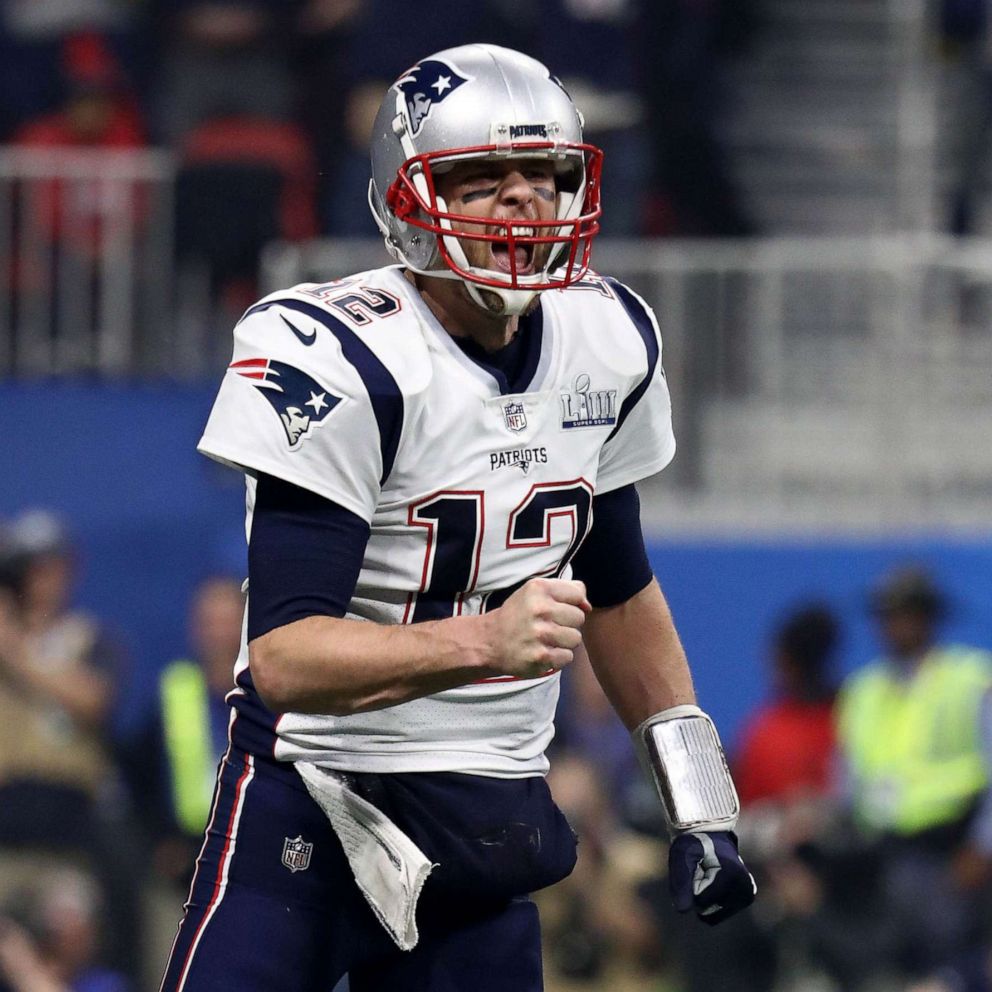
[{"xmin": 159, "ymin": 751, "xmax": 545, "ymax": 992}]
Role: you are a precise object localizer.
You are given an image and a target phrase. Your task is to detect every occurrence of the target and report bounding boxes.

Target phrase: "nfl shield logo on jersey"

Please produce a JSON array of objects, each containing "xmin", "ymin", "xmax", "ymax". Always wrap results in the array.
[
  {"xmin": 282, "ymin": 836, "xmax": 313, "ymax": 873},
  {"xmin": 503, "ymin": 400, "xmax": 527, "ymax": 433}
]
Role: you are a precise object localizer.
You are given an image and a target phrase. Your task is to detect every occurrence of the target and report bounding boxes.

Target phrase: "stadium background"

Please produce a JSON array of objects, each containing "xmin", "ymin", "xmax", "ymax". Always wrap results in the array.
[{"xmin": 2, "ymin": 0, "xmax": 992, "ymax": 990}]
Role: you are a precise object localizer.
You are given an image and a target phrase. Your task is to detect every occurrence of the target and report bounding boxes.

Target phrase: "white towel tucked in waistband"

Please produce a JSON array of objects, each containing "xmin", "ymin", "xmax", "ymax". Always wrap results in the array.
[{"xmin": 294, "ymin": 761, "xmax": 434, "ymax": 951}]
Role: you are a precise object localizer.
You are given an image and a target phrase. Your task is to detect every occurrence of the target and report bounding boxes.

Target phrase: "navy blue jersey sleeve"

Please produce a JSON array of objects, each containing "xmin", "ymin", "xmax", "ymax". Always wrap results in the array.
[
  {"xmin": 570, "ymin": 484, "xmax": 653, "ymax": 609},
  {"xmin": 247, "ymin": 472, "xmax": 371, "ymax": 641}
]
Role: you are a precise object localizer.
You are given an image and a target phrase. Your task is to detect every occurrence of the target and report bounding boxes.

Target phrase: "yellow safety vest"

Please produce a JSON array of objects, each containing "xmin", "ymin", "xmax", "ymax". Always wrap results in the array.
[
  {"xmin": 160, "ymin": 660, "xmax": 215, "ymax": 836},
  {"xmin": 838, "ymin": 646, "xmax": 992, "ymax": 835}
]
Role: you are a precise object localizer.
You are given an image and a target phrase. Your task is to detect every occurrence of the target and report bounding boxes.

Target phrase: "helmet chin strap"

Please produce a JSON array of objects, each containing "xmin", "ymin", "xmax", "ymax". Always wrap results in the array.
[{"xmin": 464, "ymin": 282, "xmax": 539, "ymax": 317}]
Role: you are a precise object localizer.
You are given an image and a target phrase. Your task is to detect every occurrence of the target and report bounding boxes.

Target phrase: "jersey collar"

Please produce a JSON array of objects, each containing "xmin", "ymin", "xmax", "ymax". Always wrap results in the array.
[{"xmin": 387, "ymin": 267, "xmax": 558, "ymax": 397}]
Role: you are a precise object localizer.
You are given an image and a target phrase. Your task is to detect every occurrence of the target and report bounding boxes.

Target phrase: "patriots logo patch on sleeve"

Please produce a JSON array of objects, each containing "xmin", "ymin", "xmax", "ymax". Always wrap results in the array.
[
  {"xmin": 229, "ymin": 358, "xmax": 342, "ymax": 448},
  {"xmin": 394, "ymin": 59, "xmax": 469, "ymax": 136}
]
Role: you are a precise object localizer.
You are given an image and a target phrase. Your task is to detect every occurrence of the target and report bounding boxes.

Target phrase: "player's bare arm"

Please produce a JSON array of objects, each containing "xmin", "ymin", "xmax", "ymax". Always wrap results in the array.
[
  {"xmin": 249, "ymin": 577, "xmax": 590, "ymax": 715},
  {"xmin": 580, "ymin": 577, "xmax": 696, "ymax": 729},
  {"xmin": 584, "ymin": 576, "xmax": 756, "ymax": 923}
]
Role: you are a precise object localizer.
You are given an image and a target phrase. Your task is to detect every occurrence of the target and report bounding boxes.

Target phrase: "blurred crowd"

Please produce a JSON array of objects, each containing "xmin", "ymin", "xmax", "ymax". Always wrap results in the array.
[
  {"xmin": 1, "ymin": 504, "xmax": 991, "ymax": 992},
  {"xmin": 0, "ymin": 510, "xmax": 244, "ymax": 992},
  {"xmin": 0, "ymin": 0, "xmax": 758, "ymax": 317}
]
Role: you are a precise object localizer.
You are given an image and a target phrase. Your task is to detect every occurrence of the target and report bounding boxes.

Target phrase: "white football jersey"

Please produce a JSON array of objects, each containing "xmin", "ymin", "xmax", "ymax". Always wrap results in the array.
[{"xmin": 199, "ymin": 265, "xmax": 675, "ymax": 777}]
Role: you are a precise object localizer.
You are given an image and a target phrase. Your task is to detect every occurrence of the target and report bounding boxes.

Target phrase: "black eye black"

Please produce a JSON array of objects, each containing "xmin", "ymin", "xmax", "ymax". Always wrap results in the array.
[{"xmin": 461, "ymin": 187, "xmax": 497, "ymax": 203}]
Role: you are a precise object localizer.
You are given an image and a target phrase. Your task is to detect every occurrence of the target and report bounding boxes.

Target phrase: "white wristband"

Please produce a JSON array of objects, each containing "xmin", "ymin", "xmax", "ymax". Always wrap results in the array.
[{"xmin": 633, "ymin": 704, "xmax": 740, "ymax": 834}]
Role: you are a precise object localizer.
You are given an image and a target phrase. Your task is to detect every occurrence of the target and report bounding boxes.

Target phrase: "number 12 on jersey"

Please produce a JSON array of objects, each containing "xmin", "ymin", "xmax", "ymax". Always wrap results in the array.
[{"xmin": 402, "ymin": 480, "xmax": 593, "ymax": 626}]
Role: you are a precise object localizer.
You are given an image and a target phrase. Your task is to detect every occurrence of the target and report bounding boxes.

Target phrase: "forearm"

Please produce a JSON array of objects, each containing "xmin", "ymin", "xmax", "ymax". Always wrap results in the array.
[
  {"xmin": 585, "ymin": 580, "xmax": 748, "ymax": 844},
  {"xmin": 250, "ymin": 612, "xmax": 497, "ymax": 715},
  {"xmin": 581, "ymin": 578, "xmax": 696, "ymax": 730},
  {"xmin": 251, "ymin": 575, "xmax": 590, "ymax": 716}
]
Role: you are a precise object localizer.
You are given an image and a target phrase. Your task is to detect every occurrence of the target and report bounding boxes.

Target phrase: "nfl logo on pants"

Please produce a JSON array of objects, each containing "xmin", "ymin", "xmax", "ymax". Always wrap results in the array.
[{"xmin": 282, "ymin": 835, "xmax": 313, "ymax": 872}]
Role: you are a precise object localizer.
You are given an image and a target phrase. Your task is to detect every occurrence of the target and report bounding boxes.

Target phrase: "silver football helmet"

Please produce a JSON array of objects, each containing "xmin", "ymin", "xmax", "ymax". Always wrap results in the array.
[{"xmin": 368, "ymin": 44, "xmax": 603, "ymax": 316}]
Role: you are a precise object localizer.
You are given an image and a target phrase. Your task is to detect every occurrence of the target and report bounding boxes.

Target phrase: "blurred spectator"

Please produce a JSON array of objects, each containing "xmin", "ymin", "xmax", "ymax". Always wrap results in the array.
[
  {"xmin": 0, "ymin": 2, "xmax": 144, "ymax": 142},
  {"xmin": 11, "ymin": 32, "xmax": 147, "ymax": 255},
  {"xmin": 290, "ymin": 0, "xmax": 365, "ymax": 234},
  {"xmin": 0, "ymin": 510, "xmax": 121, "ymax": 845},
  {"xmin": 0, "ymin": 865, "xmax": 132, "ymax": 992},
  {"xmin": 150, "ymin": 0, "xmax": 296, "ymax": 144},
  {"xmin": 174, "ymin": 114, "xmax": 318, "ymax": 318},
  {"xmin": 837, "ymin": 564, "xmax": 992, "ymax": 983},
  {"xmin": 638, "ymin": 606, "xmax": 843, "ymax": 992},
  {"xmin": 0, "ymin": 510, "xmax": 141, "ymax": 984},
  {"xmin": 728, "ymin": 604, "xmax": 889, "ymax": 990},
  {"xmin": 639, "ymin": 0, "xmax": 757, "ymax": 236},
  {"xmin": 938, "ymin": 0, "xmax": 992, "ymax": 234},
  {"xmin": 153, "ymin": 2, "xmax": 322, "ymax": 326},
  {"xmin": 532, "ymin": 0, "xmax": 650, "ymax": 236},
  {"xmin": 735, "ymin": 603, "xmax": 840, "ymax": 807},
  {"xmin": 13, "ymin": 31, "xmax": 144, "ymax": 153},
  {"xmin": 134, "ymin": 575, "xmax": 244, "ymax": 885}
]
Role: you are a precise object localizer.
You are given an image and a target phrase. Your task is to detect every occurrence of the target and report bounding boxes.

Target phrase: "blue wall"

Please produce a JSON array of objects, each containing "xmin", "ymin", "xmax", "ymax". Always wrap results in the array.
[{"xmin": 3, "ymin": 382, "xmax": 992, "ymax": 748}]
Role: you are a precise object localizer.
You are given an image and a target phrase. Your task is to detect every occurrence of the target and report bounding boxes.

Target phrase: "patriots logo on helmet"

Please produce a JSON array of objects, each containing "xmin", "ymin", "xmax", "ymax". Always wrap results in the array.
[
  {"xmin": 394, "ymin": 59, "xmax": 470, "ymax": 136},
  {"xmin": 229, "ymin": 358, "xmax": 342, "ymax": 448}
]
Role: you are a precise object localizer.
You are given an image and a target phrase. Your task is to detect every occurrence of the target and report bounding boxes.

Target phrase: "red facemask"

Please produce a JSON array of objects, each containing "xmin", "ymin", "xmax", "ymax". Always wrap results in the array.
[{"xmin": 385, "ymin": 141, "xmax": 604, "ymax": 291}]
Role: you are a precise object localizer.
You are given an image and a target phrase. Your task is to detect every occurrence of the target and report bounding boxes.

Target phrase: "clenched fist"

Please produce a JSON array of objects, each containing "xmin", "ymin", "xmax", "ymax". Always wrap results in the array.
[{"xmin": 486, "ymin": 578, "xmax": 591, "ymax": 680}]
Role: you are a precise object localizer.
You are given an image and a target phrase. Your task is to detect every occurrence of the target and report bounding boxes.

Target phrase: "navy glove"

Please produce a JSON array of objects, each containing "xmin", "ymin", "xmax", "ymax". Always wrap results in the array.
[{"xmin": 668, "ymin": 830, "xmax": 756, "ymax": 925}]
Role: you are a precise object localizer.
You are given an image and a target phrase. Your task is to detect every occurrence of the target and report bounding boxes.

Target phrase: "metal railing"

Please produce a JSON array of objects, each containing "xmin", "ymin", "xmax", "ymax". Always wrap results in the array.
[{"xmin": 0, "ymin": 147, "xmax": 175, "ymax": 376}]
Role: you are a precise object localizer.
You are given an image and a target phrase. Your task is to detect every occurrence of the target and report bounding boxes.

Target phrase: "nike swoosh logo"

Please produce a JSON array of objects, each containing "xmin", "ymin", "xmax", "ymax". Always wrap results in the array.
[{"xmin": 280, "ymin": 314, "xmax": 316, "ymax": 345}]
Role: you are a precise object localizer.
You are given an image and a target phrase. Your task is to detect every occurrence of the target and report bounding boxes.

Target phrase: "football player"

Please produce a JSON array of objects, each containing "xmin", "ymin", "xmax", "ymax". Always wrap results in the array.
[{"xmin": 160, "ymin": 44, "xmax": 755, "ymax": 992}]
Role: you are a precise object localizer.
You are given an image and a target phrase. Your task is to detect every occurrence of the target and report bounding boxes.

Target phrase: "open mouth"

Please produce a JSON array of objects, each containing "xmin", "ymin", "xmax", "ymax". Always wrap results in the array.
[{"xmin": 491, "ymin": 226, "xmax": 536, "ymax": 275}]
